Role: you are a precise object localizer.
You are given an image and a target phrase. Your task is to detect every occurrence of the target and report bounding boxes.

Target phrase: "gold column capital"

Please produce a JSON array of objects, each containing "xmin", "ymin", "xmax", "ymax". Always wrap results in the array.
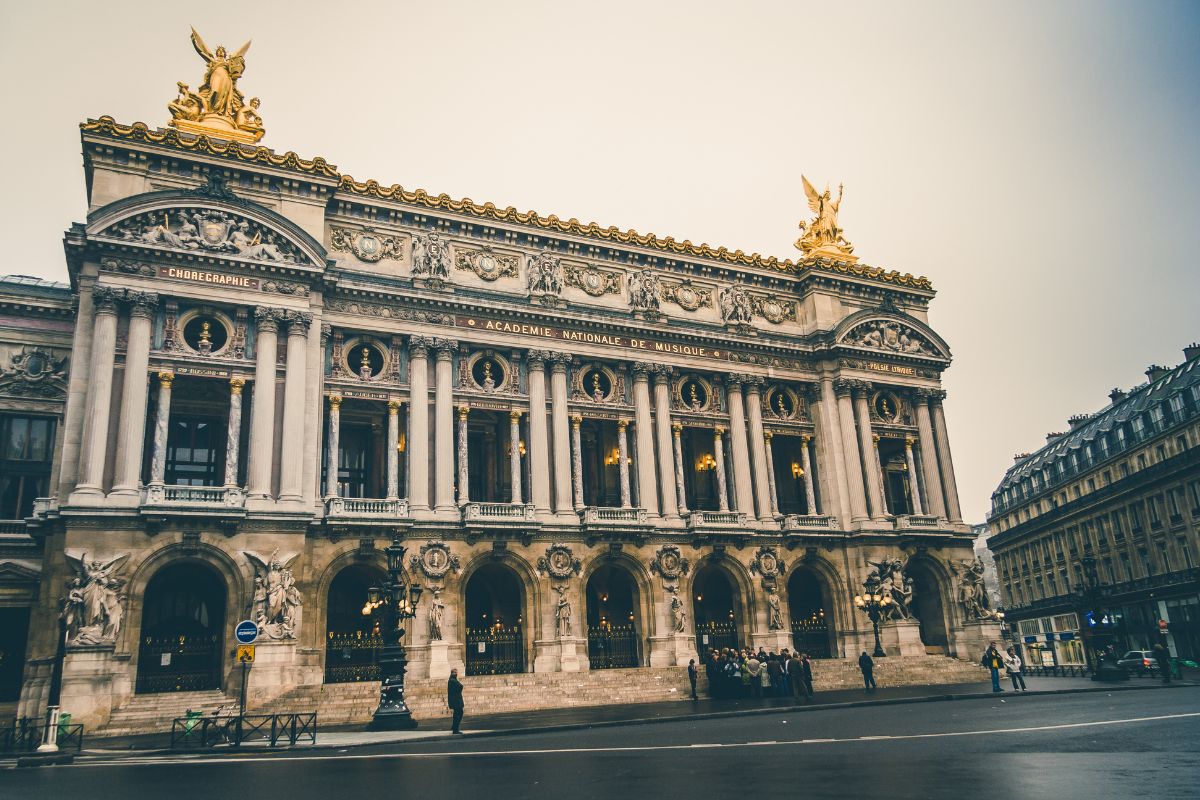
[
  {"xmin": 458, "ymin": 404, "xmax": 470, "ymax": 421},
  {"xmin": 388, "ymin": 399, "xmax": 402, "ymax": 414},
  {"xmin": 800, "ymin": 433, "xmax": 812, "ymax": 444},
  {"xmin": 617, "ymin": 418, "xmax": 628, "ymax": 431},
  {"xmin": 671, "ymin": 421, "xmax": 683, "ymax": 436},
  {"xmin": 570, "ymin": 414, "xmax": 582, "ymax": 429},
  {"xmin": 509, "ymin": 409, "xmax": 523, "ymax": 423},
  {"xmin": 229, "ymin": 376, "xmax": 245, "ymax": 395},
  {"xmin": 158, "ymin": 371, "xmax": 175, "ymax": 387},
  {"xmin": 714, "ymin": 425, "xmax": 726, "ymax": 436},
  {"xmin": 764, "ymin": 430, "xmax": 774, "ymax": 442},
  {"xmin": 329, "ymin": 395, "xmax": 343, "ymax": 409}
]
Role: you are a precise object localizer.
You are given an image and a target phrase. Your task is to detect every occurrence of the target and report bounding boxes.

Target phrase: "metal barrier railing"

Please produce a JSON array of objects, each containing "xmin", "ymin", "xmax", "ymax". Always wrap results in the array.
[
  {"xmin": 0, "ymin": 717, "xmax": 85, "ymax": 754},
  {"xmin": 170, "ymin": 712, "xmax": 318, "ymax": 749}
]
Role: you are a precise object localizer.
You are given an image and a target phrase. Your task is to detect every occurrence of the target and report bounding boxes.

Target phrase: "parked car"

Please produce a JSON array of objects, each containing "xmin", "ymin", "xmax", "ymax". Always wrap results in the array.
[{"xmin": 1116, "ymin": 650, "xmax": 1158, "ymax": 675}]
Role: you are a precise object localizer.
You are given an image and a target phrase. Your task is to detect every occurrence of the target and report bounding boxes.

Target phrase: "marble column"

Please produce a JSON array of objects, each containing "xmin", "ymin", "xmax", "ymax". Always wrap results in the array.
[
  {"xmin": 904, "ymin": 436, "xmax": 924, "ymax": 515},
  {"xmin": 617, "ymin": 419, "xmax": 632, "ymax": 508},
  {"xmin": 852, "ymin": 384, "xmax": 887, "ymax": 520},
  {"xmin": 725, "ymin": 377, "xmax": 755, "ymax": 516},
  {"xmin": 652, "ymin": 368, "xmax": 679, "ymax": 520},
  {"xmin": 111, "ymin": 291, "xmax": 158, "ymax": 495},
  {"xmin": 930, "ymin": 391, "xmax": 964, "ymax": 523},
  {"xmin": 913, "ymin": 390, "xmax": 947, "ymax": 519},
  {"xmin": 800, "ymin": 434, "xmax": 818, "ymax": 514},
  {"xmin": 671, "ymin": 422, "xmax": 688, "ymax": 514},
  {"xmin": 713, "ymin": 426, "xmax": 729, "ymax": 512},
  {"xmin": 74, "ymin": 286, "xmax": 121, "ymax": 496},
  {"xmin": 527, "ymin": 351, "xmax": 552, "ymax": 515},
  {"xmin": 833, "ymin": 379, "xmax": 869, "ymax": 523},
  {"xmin": 550, "ymin": 354, "xmax": 573, "ymax": 515},
  {"xmin": 509, "ymin": 410, "xmax": 524, "ymax": 504},
  {"xmin": 433, "ymin": 339, "xmax": 457, "ymax": 513},
  {"xmin": 872, "ymin": 434, "xmax": 889, "ymax": 514},
  {"xmin": 386, "ymin": 400, "xmax": 401, "ymax": 501},
  {"xmin": 631, "ymin": 365, "xmax": 659, "ymax": 517},
  {"xmin": 407, "ymin": 337, "xmax": 431, "ymax": 512},
  {"xmin": 570, "ymin": 415, "xmax": 584, "ymax": 510},
  {"xmin": 816, "ymin": 378, "xmax": 852, "ymax": 525},
  {"xmin": 278, "ymin": 311, "xmax": 312, "ymax": 502},
  {"xmin": 148, "ymin": 372, "xmax": 174, "ymax": 486},
  {"xmin": 763, "ymin": 431, "xmax": 779, "ymax": 516},
  {"xmin": 224, "ymin": 378, "xmax": 245, "ymax": 488},
  {"xmin": 744, "ymin": 379, "xmax": 773, "ymax": 522},
  {"xmin": 457, "ymin": 405, "xmax": 470, "ymax": 506},
  {"xmin": 247, "ymin": 308, "xmax": 281, "ymax": 498},
  {"xmin": 325, "ymin": 395, "xmax": 342, "ymax": 498}
]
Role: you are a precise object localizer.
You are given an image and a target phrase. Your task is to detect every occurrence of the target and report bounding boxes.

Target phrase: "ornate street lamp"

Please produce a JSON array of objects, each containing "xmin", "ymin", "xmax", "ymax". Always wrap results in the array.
[
  {"xmin": 365, "ymin": 536, "xmax": 423, "ymax": 730},
  {"xmin": 1072, "ymin": 554, "xmax": 1108, "ymax": 672},
  {"xmin": 854, "ymin": 573, "xmax": 893, "ymax": 659}
]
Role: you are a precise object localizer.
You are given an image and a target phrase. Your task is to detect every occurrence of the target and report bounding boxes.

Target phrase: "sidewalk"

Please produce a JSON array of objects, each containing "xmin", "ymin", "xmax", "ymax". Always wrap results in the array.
[{"xmin": 76, "ymin": 674, "xmax": 1194, "ymax": 756}]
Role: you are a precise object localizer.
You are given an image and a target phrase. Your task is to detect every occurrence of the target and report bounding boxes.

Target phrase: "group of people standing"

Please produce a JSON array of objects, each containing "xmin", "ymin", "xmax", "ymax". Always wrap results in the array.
[
  {"xmin": 981, "ymin": 641, "xmax": 1028, "ymax": 692},
  {"xmin": 690, "ymin": 648, "xmax": 818, "ymax": 702}
]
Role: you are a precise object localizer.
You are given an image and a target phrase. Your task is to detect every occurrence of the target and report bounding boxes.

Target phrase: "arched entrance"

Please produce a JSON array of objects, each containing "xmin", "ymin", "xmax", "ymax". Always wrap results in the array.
[
  {"xmin": 324, "ymin": 564, "xmax": 386, "ymax": 684},
  {"xmin": 136, "ymin": 562, "xmax": 226, "ymax": 694},
  {"xmin": 693, "ymin": 563, "xmax": 740, "ymax": 653},
  {"xmin": 585, "ymin": 564, "xmax": 641, "ymax": 669},
  {"xmin": 464, "ymin": 562, "xmax": 526, "ymax": 675},
  {"xmin": 907, "ymin": 560, "xmax": 949, "ymax": 654},
  {"xmin": 788, "ymin": 568, "xmax": 835, "ymax": 658}
]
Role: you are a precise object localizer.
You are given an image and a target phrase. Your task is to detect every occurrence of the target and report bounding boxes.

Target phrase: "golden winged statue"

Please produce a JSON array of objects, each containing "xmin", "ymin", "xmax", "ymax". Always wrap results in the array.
[
  {"xmin": 794, "ymin": 175, "xmax": 856, "ymax": 262},
  {"xmin": 167, "ymin": 27, "xmax": 265, "ymax": 143}
]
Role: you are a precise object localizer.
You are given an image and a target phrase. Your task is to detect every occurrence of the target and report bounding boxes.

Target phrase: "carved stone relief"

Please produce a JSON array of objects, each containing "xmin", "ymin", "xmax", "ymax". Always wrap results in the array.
[
  {"xmin": 103, "ymin": 208, "xmax": 309, "ymax": 265},
  {"xmin": 455, "ymin": 246, "xmax": 519, "ymax": 281},
  {"xmin": 563, "ymin": 262, "xmax": 622, "ymax": 297},
  {"xmin": 330, "ymin": 226, "xmax": 406, "ymax": 263}
]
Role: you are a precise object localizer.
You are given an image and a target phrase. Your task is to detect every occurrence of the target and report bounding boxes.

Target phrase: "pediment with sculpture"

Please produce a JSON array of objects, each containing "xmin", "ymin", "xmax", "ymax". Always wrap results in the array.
[
  {"xmin": 836, "ymin": 314, "xmax": 950, "ymax": 360},
  {"xmin": 98, "ymin": 206, "xmax": 311, "ymax": 266}
]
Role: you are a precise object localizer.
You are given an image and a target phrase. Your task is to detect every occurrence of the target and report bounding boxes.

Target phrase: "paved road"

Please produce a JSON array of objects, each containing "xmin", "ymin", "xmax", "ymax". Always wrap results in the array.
[{"xmin": 8, "ymin": 687, "xmax": 1199, "ymax": 799}]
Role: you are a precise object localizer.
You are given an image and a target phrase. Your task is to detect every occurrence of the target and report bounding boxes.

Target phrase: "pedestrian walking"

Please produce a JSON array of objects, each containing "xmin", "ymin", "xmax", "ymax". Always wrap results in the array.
[
  {"xmin": 981, "ymin": 641, "xmax": 1005, "ymax": 693},
  {"xmin": 1153, "ymin": 642, "xmax": 1173, "ymax": 684},
  {"xmin": 688, "ymin": 658, "xmax": 699, "ymax": 699},
  {"xmin": 1004, "ymin": 647, "xmax": 1027, "ymax": 691},
  {"xmin": 447, "ymin": 667, "xmax": 465, "ymax": 734},
  {"xmin": 789, "ymin": 652, "xmax": 811, "ymax": 703},
  {"xmin": 858, "ymin": 651, "xmax": 877, "ymax": 693}
]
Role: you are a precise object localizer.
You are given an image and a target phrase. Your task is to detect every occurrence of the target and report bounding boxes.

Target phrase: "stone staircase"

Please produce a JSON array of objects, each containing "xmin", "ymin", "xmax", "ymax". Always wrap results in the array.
[{"xmin": 99, "ymin": 689, "xmax": 232, "ymax": 737}]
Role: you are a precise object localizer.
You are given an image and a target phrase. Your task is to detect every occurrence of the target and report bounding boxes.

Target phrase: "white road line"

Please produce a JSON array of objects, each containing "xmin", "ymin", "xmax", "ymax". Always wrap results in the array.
[{"xmin": 45, "ymin": 710, "xmax": 1200, "ymax": 769}]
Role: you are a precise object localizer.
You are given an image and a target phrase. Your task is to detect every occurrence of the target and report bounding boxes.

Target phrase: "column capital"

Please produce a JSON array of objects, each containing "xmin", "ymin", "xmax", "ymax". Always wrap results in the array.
[
  {"xmin": 913, "ymin": 386, "xmax": 943, "ymax": 402},
  {"xmin": 92, "ymin": 285, "xmax": 123, "ymax": 314},
  {"xmin": 800, "ymin": 433, "xmax": 812, "ymax": 444},
  {"xmin": 549, "ymin": 352, "xmax": 572, "ymax": 373},
  {"xmin": 742, "ymin": 375, "xmax": 765, "ymax": 392},
  {"xmin": 851, "ymin": 379, "xmax": 874, "ymax": 397},
  {"xmin": 229, "ymin": 376, "xmax": 245, "ymax": 394},
  {"xmin": 127, "ymin": 290, "xmax": 159, "ymax": 318},
  {"xmin": 763, "ymin": 430, "xmax": 774, "ymax": 441},
  {"xmin": 328, "ymin": 394, "xmax": 343, "ymax": 409},
  {"xmin": 570, "ymin": 414, "xmax": 582, "ymax": 428},
  {"xmin": 433, "ymin": 337, "xmax": 459, "ymax": 359},
  {"xmin": 254, "ymin": 305, "xmax": 284, "ymax": 331},
  {"xmin": 157, "ymin": 371, "xmax": 175, "ymax": 387},
  {"xmin": 833, "ymin": 377, "xmax": 855, "ymax": 397},
  {"xmin": 458, "ymin": 404, "xmax": 470, "ymax": 421},
  {"xmin": 527, "ymin": 349, "xmax": 551, "ymax": 369},
  {"xmin": 714, "ymin": 425, "xmax": 726, "ymax": 436},
  {"xmin": 409, "ymin": 335, "xmax": 431, "ymax": 358},
  {"xmin": 388, "ymin": 399, "xmax": 402, "ymax": 413},
  {"xmin": 904, "ymin": 435, "xmax": 916, "ymax": 448},
  {"xmin": 510, "ymin": 408, "xmax": 523, "ymax": 422},
  {"xmin": 617, "ymin": 418, "xmax": 629, "ymax": 431},
  {"xmin": 652, "ymin": 364, "xmax": 673, "ymax": 385},
  {"xmin": 284, "ymin": 310, "xmax": 313, "ymax": 334},
  {"xmin": 671, "ymin": 420, "xmax": 682, "ymax": 435},
  {"xmin": 927, "ymin": 388, "xmax": 948, "ymax": 404},
  {"xmin": 631, "ymin": 361, "xmax": 654, "ymax": 379},
  {"xmin": 726, "ymin": 372, "xmax": 748, "ymax": 388},
  {"xmin": 871, "ymin": 433, "xmax": 880, "ymax": 444}
]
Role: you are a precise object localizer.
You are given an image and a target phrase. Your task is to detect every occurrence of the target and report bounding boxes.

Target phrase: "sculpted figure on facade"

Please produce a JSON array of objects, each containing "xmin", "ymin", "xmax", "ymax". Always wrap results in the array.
[
  {"xmin": 428, "ymin": 589, "xmax": 446, "ymax": 641},
  {"xmin": 766, "ymin": 589, "xmax": 784, "ymax": 630},
  {"xmin": 61, "ymin": 552, "xmax": 130, "ymax": 646},
  {"xmin": 718, "ymin": 284, "xmax": 754, "ymax": 326},
  {"xmin": 166, "ymin": 29, "xmax": 264, "ymax": 143},
  {"xmin": 244, "ymin": 550, "xmax": 302, "ymax": 640},
  {"xmin": 843, "ymin": 320, "xmax": 933, "ymax": 355},
  {"xmin": 866, "ymin": 556, "xmax": 914, "ymax": 620},
  {"xmin": 951, "ymin": 558, "xmax": 996, "ymax": 621},
  {"xmin": 794, "ymin": 175, "xmax": 854, "ymax": 260},
  {"xmin": 411, "ymin": 232, "xmax": 453, "ymax": 280},
  {"xmin": 527, "ymin": 249, "xmax": 564, "ymax": 296},
  {"xmin": 666, "ymin": 585, "xmax": 687, "ymax": 633},
  {"xmin": 627, "ymin": 268, "xmax": 661, "ymax": 311},
  {"xmin": 553, "ymin": 584, "xmax": 573, "ymax": 637},
  {"xmin": 108, "ymin": 208, "xmax": 304, "ymax": 264}
]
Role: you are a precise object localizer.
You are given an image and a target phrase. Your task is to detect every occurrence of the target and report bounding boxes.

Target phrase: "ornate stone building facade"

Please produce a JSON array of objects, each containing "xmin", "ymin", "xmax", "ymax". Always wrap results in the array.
[
  {"xmin": 1, "ymin": 42, "xmax": 992, "ymax": 729},
  {"xmin": 988, "ymin": 349, "xmax": 1200, "ymax": 668}
]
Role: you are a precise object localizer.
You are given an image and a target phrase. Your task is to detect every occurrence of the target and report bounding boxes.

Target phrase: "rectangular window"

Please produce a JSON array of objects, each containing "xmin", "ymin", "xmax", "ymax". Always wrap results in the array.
[
  {"xmin": 1168, "ymin": 488, "xmax": 1183, "ymax": 520},
  {"xmin": 0, "ymin": 414, "xmax": 56, "ymax": 519},
  {"xmin": 1156, "ymin": 445, "xmax": 1167, "ymax": 462},
  {"xmin": 1178, "ymin": 435, "xmax": 1189, "ymax": 453},
  {"xmin": 1129, "ymin": 503, "xmax": 1144, "ymax": 533},
  {"xmin": 1189, "ymin": 482, "xmax": 1200, "ymax": 513},
  {"xmin": 1148, "ymin": 497, "xmax": 1162, "ymax": 528},
  {"xmin": 1120, "ymin": 462, "xmax": 1130, "ymax": 478}
]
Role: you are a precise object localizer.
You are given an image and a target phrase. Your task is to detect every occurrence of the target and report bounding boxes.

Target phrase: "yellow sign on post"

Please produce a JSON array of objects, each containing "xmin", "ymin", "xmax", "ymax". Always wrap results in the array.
[{"xmin": 236, "ymin": 645, "xmax": 255, "ymax": 663}]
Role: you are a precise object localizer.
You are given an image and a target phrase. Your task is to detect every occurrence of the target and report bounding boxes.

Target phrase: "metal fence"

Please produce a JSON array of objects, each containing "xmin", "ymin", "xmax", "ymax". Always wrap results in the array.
[
  {"xmin": 325, "ymin": 631, "xmax": 384, "ymax": 684},
  {"xmin": 466, "ymin": 627, "xmax": 525, "ymax": 675},
  {"xmin": 0, "ymin": 717, "xmax": 85, "ymax": 754},
  {"xmin": 587, "ymin": 625, "xmax": 640, "ymax": 669},
  {"xmin": 170, "ymin": 712, "xmax": 318, "ymax": 749}
]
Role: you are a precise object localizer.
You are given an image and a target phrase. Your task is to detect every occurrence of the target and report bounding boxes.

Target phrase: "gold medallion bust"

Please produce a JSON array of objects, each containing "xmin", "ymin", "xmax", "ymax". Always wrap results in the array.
[{"xmin": 167, "ymin": 27, "xmax": 264, "ymax": 144}]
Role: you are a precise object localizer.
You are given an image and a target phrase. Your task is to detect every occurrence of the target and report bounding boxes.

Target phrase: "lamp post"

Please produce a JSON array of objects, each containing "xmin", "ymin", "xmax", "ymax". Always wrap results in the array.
[
  {"xmin": 365, "ymin": 536, "xmax": 423, "ymax": 730},
  {"xmin": 1072, "ymin": 554, "xmax": 1107, "ymax": 672},
  {"xmin": 854, "ymin": 573, "xmax": 893, "ymax": 659}
]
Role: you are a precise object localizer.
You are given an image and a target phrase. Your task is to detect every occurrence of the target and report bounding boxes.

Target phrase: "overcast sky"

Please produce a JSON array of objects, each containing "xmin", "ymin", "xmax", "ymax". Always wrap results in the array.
[{"xmin": 2, "ymin": 1, "xmax": 1197, "ymax": 523}]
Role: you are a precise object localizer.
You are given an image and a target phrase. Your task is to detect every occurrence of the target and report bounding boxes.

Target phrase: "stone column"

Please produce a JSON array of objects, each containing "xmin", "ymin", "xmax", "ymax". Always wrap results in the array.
[
  {"xmin": 713, "ymin": 426, "xmax": 729, "ymax": 512},
  {"xmin": 800, "ymin": 434, "xmax": 818, "ymax": 514},
  {"xmin": 325, "ymin": 395, "xmax": 342, "ymax": 498},
  {"xmin": 457, "ymin": 405, "xmax": 470, "ymax": 506},
  {"xmin": 224, "ymin": 378, "xmax": 245, "ymax": 488},
  {"xmin": 74, "ymin": 286, "xmax": 121, "ymax": 496},
  {"xmin": 407, "ymin": 337, "xmax": 431, "ymax": 513},
  {"xmin": 671, "ymin": 422, "xmax": 688, "ymax": 514},
  {"xmin": 930, "ymin": 391, "xmax": 964, "ymax": 524},
  {"xmin": 527, "ymin": 351, "xmax": 553, "ymax": 515},
  {"xmin": 872, "ymin": 434, "xmax": 889, "ymax": 514},
  {"xmin": 904, "ymin": 436, "xmax": 924, "ymax": 515},
  {"xmin": 815, "ymin": 378, "xmax": 852, "ymax": 525},
  {"xmin": 852, "ymin": 383, "xmax": 887, "ymax": 520},
  {"xmin": 744, "ymin": 379, "xmax": 773, "ymax": 522},
  {"xmin": 247, "ymin": 308, "xmax": 281, "ymax": 499},
  {"xmin": 913, "ymin": 390, "xmax": 947, "ymax": 519},
  {"xmin": 550, "ymin": 354, "xmax": 573, "ymax": 515},
  {"xmin": 111, "ymin": 291, "xmax": 158, "ymax": 496},
  {"xmin": 725, "ymin": 376, "xmax": 756, "ymax": 516},
  {"xmin": 570, "ymin": 415, "xmax": 584, "ymax": 510},
  {"xmin": 386, "ymin": 400, "xmax": 401, "ymax": 501},
  {"xmin": 278, "ymin": 311, "xmax": 312, "ymax": 503},
  {"xmin": 652, "ymin": 368, "xmax": 679, "ymax": 520},
  {"xmin": 617, "ymin": 419, "xmax": 632, "ymax": 508},
  {"xmin": 148, "ymin": 372, "xmax": 173, "ymax": 486},
  {"xmin": 631, "ymin": 365, "xmax": 659, "ymax": 517},
  {"xmin": 763, "ymin": 430, "xmax": 779, "ymax": 516},
  {"xmin": 433, "ymin": 339, "xmax": 457, "ymax": 513},
  {"xmin": 509, "ymin": 410, "xmax": 524, "ymax": 504},
  {"xmin": 833, "ymin": 379, "xmax": 869, "ymax": 523}
]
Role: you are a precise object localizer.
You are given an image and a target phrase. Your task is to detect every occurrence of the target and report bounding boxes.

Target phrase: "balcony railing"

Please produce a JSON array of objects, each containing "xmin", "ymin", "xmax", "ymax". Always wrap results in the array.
[
  {"xmin": 781, "ymin": 514, "xmax": 840, "ymax": 532},
  {"xmin": 580, "ymin": 507, "xmax": 648, "ymax": 525},
  {"xmin": 325, "ymin": 497, "xmax": 409, "ymax": 518},
  {"xmin": 894, "ymin": 514, "xmax": 941, "ymax": 529},
  {"xmin": 142, "ymin": 484, "xmax": 246, "ymax": 509},
  {"xmin": 0, "ymin": 520, "xmax": 26, "ymax": 535},
  {"xmin": 687, "ymin": 510, "xmax": 749, "ymax": 528},
  {"xmin": 463, "ymin": 502, "xmax": 537, "ymax": 522}
]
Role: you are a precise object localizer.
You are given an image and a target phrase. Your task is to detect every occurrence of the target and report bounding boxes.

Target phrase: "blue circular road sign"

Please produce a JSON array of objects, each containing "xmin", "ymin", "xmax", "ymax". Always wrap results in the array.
[{"xmin": 235, "ymin": 619, "xmax": 259, "ymax": 645}]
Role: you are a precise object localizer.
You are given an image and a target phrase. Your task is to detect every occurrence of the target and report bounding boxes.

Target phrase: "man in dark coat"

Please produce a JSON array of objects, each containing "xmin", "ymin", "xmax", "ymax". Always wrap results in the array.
[
  {"xmin": 688, "ymin": 658, "xmax": 699, "ymax": 699},
  {"xmin": 447, "ymin": 668, "xmax": 465, "ymax": 734},
  {"xmin": 705, "ymin": 652, "xmax": 720, "ymax": 698},
  {"xmin": 789, "ymin": 652, "xmax": 811, "ymax": 702},
  {"xmin": 859, "ymin": 651, "xmax": 876, "ymax": 693},
  {"xmin": 1153, "ymin": 643, "xmax": 1172, "ymax": 684},
  {"xmin": 801, "ymin": 654, "xmax": 815, "ymax": 698},
  {"xmin": 981, "ymin": 642, "xmax": 1005, "ymax": 693}
]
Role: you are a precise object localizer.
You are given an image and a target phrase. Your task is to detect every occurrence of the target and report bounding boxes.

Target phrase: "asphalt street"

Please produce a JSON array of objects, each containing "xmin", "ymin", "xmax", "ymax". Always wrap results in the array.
[{"xmin": 6, "ymin": 686, "xmax": 1199, "ymax": 799}]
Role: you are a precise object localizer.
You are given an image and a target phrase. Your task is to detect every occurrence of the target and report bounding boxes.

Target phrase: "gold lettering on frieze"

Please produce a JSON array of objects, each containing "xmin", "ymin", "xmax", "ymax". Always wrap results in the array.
[
  {"xmin": 865, "ymin": 362, "xmax": 916, "ymax": 376},
  {"xmin": 173, "ymin": 366, "xmax": 231, "ymax": 378},
  {"xmin": 157, "ymin": 266, "xmax": 260, "ymax": 290},
  {"xmin": 454, "ymin": 315, "xmax": 727, "ymax": 361}
]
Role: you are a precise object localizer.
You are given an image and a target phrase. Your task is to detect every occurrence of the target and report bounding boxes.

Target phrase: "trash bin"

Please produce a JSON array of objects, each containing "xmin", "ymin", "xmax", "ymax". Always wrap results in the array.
[
  {"xmin": 57, "ymin": 712, "xmax": 72, "ymax": 737},
  {"xmin": 184, "ymin": 709, "xmax": 203, "ymax": 734}
]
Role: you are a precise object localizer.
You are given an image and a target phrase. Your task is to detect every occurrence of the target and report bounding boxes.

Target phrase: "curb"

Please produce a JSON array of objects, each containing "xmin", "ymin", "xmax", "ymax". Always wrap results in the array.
[{"xmin": 61, "ymin": 680, "xmax": 1197, "ymax": 762}]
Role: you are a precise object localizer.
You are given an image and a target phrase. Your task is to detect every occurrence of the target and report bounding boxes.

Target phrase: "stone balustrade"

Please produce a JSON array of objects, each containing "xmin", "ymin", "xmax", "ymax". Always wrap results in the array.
[
  {"xmin": 325, "ymin": 497, "xmax": 410, "ymax": 519},
  {"xmin": 463, "ymin": 502, "xmax": 538, "ymax": 522},
  {"xmin": 579, "ymin": 506, "xmax": 648, "ymax": 525},
  {"xmin": 780, "ymin": 514, "xmax": 840, "ymax": 531}
]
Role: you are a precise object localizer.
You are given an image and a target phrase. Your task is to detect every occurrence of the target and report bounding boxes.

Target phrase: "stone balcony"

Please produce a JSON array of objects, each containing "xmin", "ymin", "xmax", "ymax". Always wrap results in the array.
[
  {"xmin": 140, "ymin": 484, "xmax": 247, "ymax": 519},
  {"xmin": 461, "ymin": 501, "xmax": 540, "ymax": 541},
  {"xmin": 894, "ymin": 514, "xmax": 943, "ymax": 529},
  {"xmin": 579, "ymin": 506, "xmax": 651, "ymax": 540},
  {"xmin": 686, "ymin": 510, "xmax": 749, "ymax": 530},
  {"xmin": 325, "ymin": 496, "xmax": 409, "ymax": 524},
  {"xmin": 780, "ymin": 514, "xmax": 840, "ymax": 532}
]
